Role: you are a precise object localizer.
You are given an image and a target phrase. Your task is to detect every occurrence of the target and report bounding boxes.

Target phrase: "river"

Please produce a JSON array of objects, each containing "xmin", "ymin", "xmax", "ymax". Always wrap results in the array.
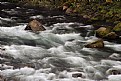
[{"xmin": 0, "ymin": 2, "xmax": 121, "ymax": 81}]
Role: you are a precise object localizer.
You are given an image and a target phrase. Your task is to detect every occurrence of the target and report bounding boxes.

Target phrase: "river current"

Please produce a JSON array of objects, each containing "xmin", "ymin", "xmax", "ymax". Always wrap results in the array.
[{"xmin": 0, "ymin": 2, "xmax": 121, "ymax": 81}]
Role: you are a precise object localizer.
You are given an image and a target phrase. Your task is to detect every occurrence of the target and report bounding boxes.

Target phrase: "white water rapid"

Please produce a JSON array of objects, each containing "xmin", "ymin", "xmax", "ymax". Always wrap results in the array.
[{"xmin": 0, "ymin": 22, "xmax": 121, "ymax": 81}]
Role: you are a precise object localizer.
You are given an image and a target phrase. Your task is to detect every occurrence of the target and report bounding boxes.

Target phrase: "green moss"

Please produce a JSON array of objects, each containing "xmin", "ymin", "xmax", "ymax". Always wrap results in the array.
[{"xmin": 113, "ymin": 22, "xmax": 121, "ymax": 32}]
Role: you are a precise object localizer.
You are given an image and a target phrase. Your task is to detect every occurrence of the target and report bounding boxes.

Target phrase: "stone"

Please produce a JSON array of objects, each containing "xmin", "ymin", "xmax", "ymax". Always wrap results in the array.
[
  {"xmin": 96, "ymin": 27, "xmax": 110, "ymax": 38},
  {"xmin": 72, "ymin": 73, "xmax": 82, "ymax": 78},
  {"xmin": 25, "ymin": 20, "xmax": 46, "ymax": 32},
  {"xmin": 85, "ymin": 39, "xmax": 104, "ymax": 48},
  {"xmin": 106, "ymin": 68, "xmax": 121, "ymax": 75},
  {"xmin": 104, "ymin": 32, "xmax": 118, "ymax": 39}
]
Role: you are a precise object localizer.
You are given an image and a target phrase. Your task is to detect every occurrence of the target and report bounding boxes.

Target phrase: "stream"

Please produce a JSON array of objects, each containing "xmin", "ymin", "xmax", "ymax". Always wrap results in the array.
[{"xmin": 0, "ymin": 2, "xmax": 121, "ymax": 81}]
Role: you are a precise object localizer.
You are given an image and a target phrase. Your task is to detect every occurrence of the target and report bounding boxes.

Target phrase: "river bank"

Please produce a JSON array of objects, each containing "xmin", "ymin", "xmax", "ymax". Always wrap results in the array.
[
  {"xmin": 2, "ymin": 1, "xmax": 121, "ymax": 27},
  {"xmin": 21, "ymin": 1, "xmax": 121, "ymax": 31}
]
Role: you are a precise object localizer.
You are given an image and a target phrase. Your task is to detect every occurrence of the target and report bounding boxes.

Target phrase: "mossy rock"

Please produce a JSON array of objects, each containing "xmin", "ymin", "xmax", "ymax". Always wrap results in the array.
[
  {"xmin": 96, "ymin": 27, "xmax": 111, "ymax": 38},
  {"xmin": 85, "ymin": 39, "xmax": 104, "ymax": 48},
  {"xmin": 103, "ymin": 32, "xmax": 118, "ymax": 39},
  {"xmin": 113, "ymin": 22, "xmax": 121, "ymax": 32}
]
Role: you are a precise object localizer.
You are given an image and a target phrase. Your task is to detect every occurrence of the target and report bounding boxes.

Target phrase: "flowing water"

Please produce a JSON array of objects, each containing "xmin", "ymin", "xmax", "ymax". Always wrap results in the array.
[{"xmin": 0, "ymin": 2, "xmax": 121, "ymax": 81}]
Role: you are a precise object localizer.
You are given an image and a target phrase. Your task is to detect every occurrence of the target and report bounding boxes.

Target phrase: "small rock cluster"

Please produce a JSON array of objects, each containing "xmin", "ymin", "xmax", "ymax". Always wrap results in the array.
[
  {"xmin": 85, "ymin": 22, "xmax": 121, "ymax": 48},
  {"xmin": 95, "ymin": 22, "xmax": 121, "ymax": 39}
]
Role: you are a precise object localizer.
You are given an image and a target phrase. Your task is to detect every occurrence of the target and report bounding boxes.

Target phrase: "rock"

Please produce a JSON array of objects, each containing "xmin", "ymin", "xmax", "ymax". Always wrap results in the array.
[
  {"xmin": 25, "ymin": 20, "xmax": 46, "ymax": 32},
  {"xmin": 106, "ymin": 68, "xmax": 121, "ymax": 75},
  {"xmin": 104, "ymin": 32, "xmax": 118, "ymax": 39},
  {"xmin": 72, "ymin": 73, "xmax": 82, "ymax": 78},
  {"xmin": 85, "ymin": 39, "xmax": 104, "ymax": 48},
  {"xmin": 96, "ymin": 27, "xmax": 110, "ymax": 38},
  {"xmin": 113, "ymin": 22, "xmax": 121, "ymax": 32},
  {"xmin": 65, "ymin": 7, "xmax": 74, "ymax": 14}
]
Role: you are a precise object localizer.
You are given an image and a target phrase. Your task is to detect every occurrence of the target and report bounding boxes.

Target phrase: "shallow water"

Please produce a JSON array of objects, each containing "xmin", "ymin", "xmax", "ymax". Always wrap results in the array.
[{"xmin": 0, "ymin": 2, "xmax": 121, "ymax": 81}]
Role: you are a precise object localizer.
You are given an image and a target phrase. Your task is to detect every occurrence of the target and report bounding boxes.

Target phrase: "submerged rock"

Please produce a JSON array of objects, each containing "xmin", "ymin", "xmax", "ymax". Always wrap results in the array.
[
  {"xmin": 85, "ymin": 39, "xmax": 104, "ymax": 48},
  {"xmin": 96, "ymin": 27, "xmax": 110, "ymax": 38},
  {"xmin": 25, "ymin": 19, "xmax": 46, "ymax": 32}
]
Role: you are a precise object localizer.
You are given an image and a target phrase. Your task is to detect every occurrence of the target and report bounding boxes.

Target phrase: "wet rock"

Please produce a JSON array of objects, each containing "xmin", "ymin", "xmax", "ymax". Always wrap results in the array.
[
  {"xmin": 72, "ymin": 73, "xmax": 82, "ymax": 78},
  {"xmin": 106, "ymin": 68, "xmax": 121, "ymax": 75},
  {"xmin": 25, "ymin": 19, "xmax": 46, "ymax": 32},
  {"xmin": 103, "ymin": 32, "xmax": 118, "ymax": 39},
  {"xmin": 85, "ymin": 39, "xmax": 104, "ymax": 48},
  {"xmin": 96, "ymin": 27, "xmax": 110, "ymax": 38}
]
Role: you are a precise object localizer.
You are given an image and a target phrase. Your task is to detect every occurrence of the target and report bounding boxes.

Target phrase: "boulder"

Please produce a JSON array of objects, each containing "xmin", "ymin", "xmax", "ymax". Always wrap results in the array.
[
  {"xmin": 103, "ymin": 32, "xmax": 118, "ymax": 39},
  {"xmin": 85, "ymin": 39, "xmax": 104, "ymax": 48},
  {"xmin": 96, "ymin": 27, "xmax": 110, "ymax": 38},
  {"xmin": 25, "ymin": 20, "xmax": 46, "ymax": 32}
]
